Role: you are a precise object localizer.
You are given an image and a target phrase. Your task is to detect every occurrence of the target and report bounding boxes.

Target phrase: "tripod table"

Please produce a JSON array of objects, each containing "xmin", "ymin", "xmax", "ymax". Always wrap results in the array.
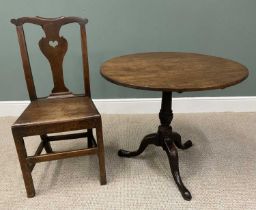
[{"xmin": 100, "ymin": 52, "xmax": 248, "ymax": 201}]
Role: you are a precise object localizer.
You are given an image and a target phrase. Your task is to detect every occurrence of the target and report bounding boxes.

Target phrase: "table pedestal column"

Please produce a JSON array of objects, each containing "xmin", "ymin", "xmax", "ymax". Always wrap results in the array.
[{"xmin": 118, "ymin": 91, "xmax": 193, "ymax": 201}]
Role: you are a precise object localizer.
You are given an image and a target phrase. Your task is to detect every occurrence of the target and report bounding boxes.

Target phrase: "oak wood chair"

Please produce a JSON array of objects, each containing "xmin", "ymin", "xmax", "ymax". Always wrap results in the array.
[{"xmin": 11, "ymin": 16, "xmax": 106, "ymax": 198}]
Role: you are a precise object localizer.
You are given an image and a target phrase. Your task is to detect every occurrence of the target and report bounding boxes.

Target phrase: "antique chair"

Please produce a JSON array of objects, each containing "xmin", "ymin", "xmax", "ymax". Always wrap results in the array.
[{"xmin": 11, "ymin": 16, "xmax": 106, "ymax": 197}]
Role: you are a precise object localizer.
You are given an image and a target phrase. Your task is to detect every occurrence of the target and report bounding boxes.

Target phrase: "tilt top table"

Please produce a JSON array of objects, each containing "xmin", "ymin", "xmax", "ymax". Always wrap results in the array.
[{"xmin": 100, "ymin": 52, "xmax": 248, "ymax": 201}]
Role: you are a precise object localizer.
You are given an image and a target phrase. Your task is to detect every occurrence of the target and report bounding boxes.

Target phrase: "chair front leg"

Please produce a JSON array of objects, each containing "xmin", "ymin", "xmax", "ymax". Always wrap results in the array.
[
  {"xmin": 12, "ymin": 131, "xmax": 35, "ymax": 197},
  {"xmin": 96, "ymin": 121, "xmax": 107, "ymax": 185}
]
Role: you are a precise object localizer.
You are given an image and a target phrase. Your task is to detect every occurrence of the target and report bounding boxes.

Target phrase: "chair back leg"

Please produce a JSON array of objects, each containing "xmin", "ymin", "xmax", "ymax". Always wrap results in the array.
[
  {"xmin": 87, "ymin": 129, "xmax": 97, "ymax": 148},
  {"xmin": 41, "ymin": 134, "xmax": 53, "ymax": 153}
]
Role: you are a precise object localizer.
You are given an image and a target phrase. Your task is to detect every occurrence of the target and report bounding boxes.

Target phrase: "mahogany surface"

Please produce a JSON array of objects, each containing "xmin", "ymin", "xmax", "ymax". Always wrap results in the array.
[
  {"xmin": 11, "ymin": 16, "xmax": 106, "ymax": 198},
  {"xmin": 101, "ymin": 52, "xmax": 248, "ymax": 92},
  {"xmin": 100, "ymin": 52, "xmax": 249, "ymax": 201}
]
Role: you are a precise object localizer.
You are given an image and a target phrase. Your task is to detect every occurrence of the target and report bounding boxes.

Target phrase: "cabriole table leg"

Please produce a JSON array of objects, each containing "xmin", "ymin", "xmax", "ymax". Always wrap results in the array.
[{"xmin": 118, "ymin": 91, "xmax": 193, "ymax": 201}]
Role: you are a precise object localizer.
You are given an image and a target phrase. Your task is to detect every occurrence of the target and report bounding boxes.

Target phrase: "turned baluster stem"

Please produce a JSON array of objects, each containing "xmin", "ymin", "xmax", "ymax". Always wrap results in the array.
[{"xmin": 159, "ymin": 92, "xmax": 173, "ymax": 127}]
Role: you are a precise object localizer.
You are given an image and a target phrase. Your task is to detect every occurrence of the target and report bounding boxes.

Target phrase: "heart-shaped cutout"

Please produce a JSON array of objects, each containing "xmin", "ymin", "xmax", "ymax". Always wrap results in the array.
[{"xmin": 49, "ymin": 40, "xmax": 58, "ymax": 48}]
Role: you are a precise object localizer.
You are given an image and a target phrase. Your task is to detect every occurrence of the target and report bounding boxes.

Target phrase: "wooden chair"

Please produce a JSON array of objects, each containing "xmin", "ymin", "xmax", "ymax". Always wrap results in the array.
[{"xmin": 11, "ymin": 16, "xmax": 106, "ymax": 197}]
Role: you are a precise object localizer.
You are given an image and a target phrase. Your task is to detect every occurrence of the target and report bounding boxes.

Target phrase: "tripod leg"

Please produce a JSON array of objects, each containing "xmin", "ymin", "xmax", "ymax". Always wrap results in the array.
[
  {"xmin": 118, "ymin": 133, "xmax": 159, "ymax": 157},
  {"xmin": 172, "ymin": 132, "xmax": 192, "ymax": 150},
  {"xmin": 163, "ymin": 139, "xmax": 192, "ymax": 201}
]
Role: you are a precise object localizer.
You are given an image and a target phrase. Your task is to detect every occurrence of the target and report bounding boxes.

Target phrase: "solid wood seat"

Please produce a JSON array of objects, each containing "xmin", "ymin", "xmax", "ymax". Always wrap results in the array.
[
  {"xmin": 11, "ymin": 16, "xmax": 106, "ymax": 198},
  {"xmin": 13, "ymin": 97, "xmax": 100, "ymax": 130}
]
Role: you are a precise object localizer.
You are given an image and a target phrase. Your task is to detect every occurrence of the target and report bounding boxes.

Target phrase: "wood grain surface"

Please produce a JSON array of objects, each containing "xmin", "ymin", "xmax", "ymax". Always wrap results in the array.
[{"xmin": 101, "ymin": 52, "xmax": 248, "ymax": 92}]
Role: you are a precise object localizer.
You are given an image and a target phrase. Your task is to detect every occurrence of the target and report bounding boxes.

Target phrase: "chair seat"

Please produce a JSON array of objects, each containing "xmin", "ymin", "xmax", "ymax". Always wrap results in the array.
[{"xmin": 13, "ymin": 96, "xmax": 100, "ymax": 128}]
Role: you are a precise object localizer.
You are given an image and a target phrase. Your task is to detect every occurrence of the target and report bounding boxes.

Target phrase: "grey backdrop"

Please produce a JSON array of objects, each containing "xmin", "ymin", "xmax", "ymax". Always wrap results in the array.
[{"xmin": 0, "ymin": 0, "xmax": 255, "ymax": 100}]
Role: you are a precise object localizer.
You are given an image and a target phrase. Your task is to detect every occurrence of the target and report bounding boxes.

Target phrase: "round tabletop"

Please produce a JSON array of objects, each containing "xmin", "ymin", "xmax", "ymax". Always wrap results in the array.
[{"xmin": 100, "ymin": 52, "xmax": 248, "ymax": 92}]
